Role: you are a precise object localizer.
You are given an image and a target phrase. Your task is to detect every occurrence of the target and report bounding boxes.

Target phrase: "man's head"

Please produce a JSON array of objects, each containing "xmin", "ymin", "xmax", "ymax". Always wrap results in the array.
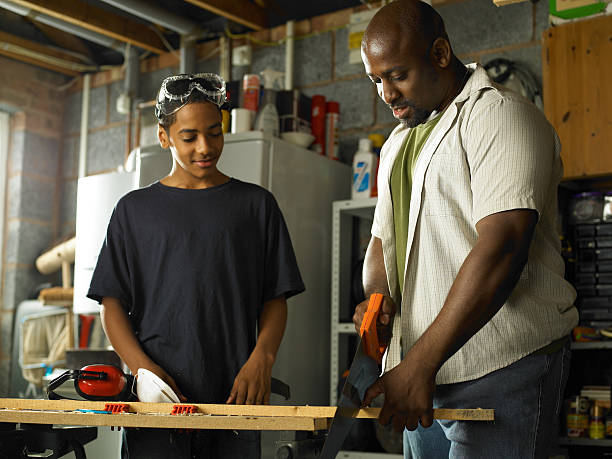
[
  {"xmin": 156, "ymin": 73, "xmax": 226, "ymax": 184},
  {"xmin": 361, "ymin": 0, "xmax": 458, "ymax": 128}
]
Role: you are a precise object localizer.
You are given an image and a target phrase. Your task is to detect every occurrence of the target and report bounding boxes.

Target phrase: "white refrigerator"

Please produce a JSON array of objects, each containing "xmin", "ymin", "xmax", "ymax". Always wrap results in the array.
[{"xmin": 74, "ymin": 131, "xmax": 351, "ymax": 407}]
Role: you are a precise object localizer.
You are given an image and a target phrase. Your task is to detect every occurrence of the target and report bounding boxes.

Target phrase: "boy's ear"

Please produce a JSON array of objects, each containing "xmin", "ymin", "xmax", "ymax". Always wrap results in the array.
[{"xmin": 158, "ymin": 124, "xmax": 170, "ymax": 148}]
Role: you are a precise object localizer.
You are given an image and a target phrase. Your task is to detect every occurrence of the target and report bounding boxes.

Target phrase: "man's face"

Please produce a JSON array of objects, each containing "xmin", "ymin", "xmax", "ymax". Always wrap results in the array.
[
  {"xmin": 159, "ymin": 102, "xmax": 224, "ymax": 182},
  {"xmin": 362, "ymin": 37, "xmax": 440, "ymax": 128}
]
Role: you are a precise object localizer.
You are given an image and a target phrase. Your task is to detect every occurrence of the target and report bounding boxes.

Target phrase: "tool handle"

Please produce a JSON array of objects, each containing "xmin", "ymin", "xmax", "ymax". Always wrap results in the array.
[{"xmin": 359, "ymin": 293, "xmax": 386, "ymax": 364}]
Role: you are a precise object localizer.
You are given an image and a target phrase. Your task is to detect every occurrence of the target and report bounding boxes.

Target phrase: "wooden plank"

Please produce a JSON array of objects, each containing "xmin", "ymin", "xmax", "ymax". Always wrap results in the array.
[
  {"xmin": 185, "ymin": 0, "xmax": 267, "ymax": 31},
  {"xmin": 9, "ymin": 0, "xmax": 166, "ymax": 54},
  {"xmin": 32, "ymin": 22, "xmax": 95, "ymax": 63},
  {"xmin": 0, "ymin": 410, "xmax": 326, "ymax": 431},
  {"xmin": 0, "ymin": 48, "xmax": 80, "ymax": 76},
  {"xmin": 0, "ymin": 399, "xmax": 494, "ymax": 422},
  {"xmin": 542, "ymin": 15, "xmax": 612, "ymax": 178},
  {"xmin": 0, "ymin": 30, "xmax": 83, "ymax": 63}
]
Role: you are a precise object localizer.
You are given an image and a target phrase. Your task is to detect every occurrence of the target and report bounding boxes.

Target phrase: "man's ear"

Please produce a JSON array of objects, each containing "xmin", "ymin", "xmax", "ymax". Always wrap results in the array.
[
  {"xmin": 430, "ymin": 37, "xmax": 451, "ymax": 69},
  {"xmin": 158, "ymin": 124, "xmax": 170, "ymax": 148}
]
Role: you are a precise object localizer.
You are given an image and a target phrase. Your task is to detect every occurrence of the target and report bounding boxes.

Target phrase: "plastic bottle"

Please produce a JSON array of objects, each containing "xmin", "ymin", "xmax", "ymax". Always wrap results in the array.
[
  {"xmin": 368, "ymin": 133, "xmax": 385, "ymax": 197},
  {"xmin": 311, "ymin": 95, "xmax": 326, "ymax": 155},
  {"xmin": 242, "ymin": 74, "xmax": 260, "ymax": 113},
  {"xmin": 325, "ymin": 101, "xmax": 340, "ymax": 161},
  {"xmin": 254, "ymin": 69, "xmax": 283, "ymax": 137},
  {"xmin": 352, "ymin": 138, "xmax": 376, "ymax": 199}
]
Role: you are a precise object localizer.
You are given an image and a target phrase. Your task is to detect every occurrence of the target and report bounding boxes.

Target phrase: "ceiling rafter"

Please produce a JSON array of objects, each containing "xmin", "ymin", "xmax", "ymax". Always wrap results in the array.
[
  {"xmin": 0, "ymin": 30, "xmax": 80, "ymax": 75},
  {"xmin": 184, "ymin": 0, "xmax": 267, "ymax": 31},
  {"xmin": 9, "ymin": 0, "xmax": 167, "ymax": 54},
  {"xmin": 31, "ymin": 21, "xmax": 94, "ymax": 63}
]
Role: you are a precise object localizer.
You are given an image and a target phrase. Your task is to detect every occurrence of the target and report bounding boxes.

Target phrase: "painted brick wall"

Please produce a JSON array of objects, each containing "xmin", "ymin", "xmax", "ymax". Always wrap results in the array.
[{"xmin": 0, "ymin": 57, "xmax": 67, "ymax": 395}]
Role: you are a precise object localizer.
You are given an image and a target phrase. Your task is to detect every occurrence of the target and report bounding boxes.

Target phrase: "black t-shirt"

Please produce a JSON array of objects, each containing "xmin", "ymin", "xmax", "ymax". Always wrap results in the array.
[{"xmin": 88, "ymin": 178, "xmax": 305, "ymax": 403}]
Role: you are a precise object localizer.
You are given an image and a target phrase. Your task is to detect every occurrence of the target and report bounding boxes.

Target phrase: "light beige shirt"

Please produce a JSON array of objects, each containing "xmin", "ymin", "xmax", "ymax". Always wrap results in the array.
[{"xmin": 373, "ymin": 64, "xmax": 578, "ymax": 384}]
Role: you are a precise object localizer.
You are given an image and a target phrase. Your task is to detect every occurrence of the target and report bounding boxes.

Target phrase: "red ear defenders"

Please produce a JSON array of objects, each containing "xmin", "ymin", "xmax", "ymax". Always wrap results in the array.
[{"xmin": 47, "ymin": 364, "xmax": 135, "ymax": 401}]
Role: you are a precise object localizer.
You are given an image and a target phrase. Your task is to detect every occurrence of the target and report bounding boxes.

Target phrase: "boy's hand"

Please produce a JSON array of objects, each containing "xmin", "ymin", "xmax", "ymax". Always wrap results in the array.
[
  {"xmin": 226, "ymin": 349, "xmax": 274, "ymax": 405},
  {"xmin": 147, "ymin": 363, "xmax": 187, "ymax": 402}
]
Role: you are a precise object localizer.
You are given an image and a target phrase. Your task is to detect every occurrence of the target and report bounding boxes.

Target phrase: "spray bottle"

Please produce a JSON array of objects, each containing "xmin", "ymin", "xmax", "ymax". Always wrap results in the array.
[
  {"xmin": 352, "ymin": 138, "xmax": 376, "ymax": 199},
  {"xmin": 255, "ymin": 69, "xmax": 284, "ymax": 137}
]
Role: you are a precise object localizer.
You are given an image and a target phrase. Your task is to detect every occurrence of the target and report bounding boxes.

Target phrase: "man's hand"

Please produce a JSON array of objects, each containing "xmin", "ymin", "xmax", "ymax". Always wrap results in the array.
[
  {"xmin": 353, "ymin": 294, "xmax": 397, "ymax": 346},
  {"xmin": 362, "ymin": 349, "xmax": 436, "ymax": 432},
  {"xmin": 226, "ymin": 349, "xmax": 274, "ymax": 405},
  {"xmin": 146, "ymin": 363, "xmax": 187, "ymax": 402}
]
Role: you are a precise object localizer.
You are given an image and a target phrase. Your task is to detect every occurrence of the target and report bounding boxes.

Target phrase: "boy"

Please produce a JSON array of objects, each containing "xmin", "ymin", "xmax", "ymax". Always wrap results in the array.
[{"xmin": 87, "ymin": 73, "xmax": 305, "ymax": 459}]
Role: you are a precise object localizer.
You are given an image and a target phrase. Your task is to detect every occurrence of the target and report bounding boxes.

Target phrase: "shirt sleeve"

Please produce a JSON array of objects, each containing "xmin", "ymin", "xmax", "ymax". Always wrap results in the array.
[
  {"xmin": 262, "ymin": 193, "xmax": 305, "ymax": 302},
  {"xmin": 87, "ymin": 202, "xmax": 132, "ymax": 307},
  {"xmin": 464, "ymin": 96, "xmax": 556, "ymax": 225}
]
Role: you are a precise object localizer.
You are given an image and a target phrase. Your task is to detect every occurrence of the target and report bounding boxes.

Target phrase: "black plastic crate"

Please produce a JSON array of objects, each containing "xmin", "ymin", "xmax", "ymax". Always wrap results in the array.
[{"xmin": 596, "ymin": 223, "xmax": 612, "ymax": 237}]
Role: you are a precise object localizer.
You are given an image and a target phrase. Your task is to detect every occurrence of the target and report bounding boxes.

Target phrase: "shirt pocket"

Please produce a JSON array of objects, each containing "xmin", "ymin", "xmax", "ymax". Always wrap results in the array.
[{"xmin": 421, "ymin": 149, "xmax": 468, "ymax": 217}]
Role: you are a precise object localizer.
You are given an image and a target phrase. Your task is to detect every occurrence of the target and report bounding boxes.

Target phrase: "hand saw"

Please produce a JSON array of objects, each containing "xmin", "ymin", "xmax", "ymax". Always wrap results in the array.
[{"xmin": 320, "ymin": 293, "xmax": 387, "ymax": 459}]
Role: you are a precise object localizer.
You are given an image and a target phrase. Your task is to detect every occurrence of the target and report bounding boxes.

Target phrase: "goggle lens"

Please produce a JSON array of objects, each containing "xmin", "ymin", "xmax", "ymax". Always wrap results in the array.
[{"xmin": 155, "ymin": 73, "xmax": 227, "ymax": 118}]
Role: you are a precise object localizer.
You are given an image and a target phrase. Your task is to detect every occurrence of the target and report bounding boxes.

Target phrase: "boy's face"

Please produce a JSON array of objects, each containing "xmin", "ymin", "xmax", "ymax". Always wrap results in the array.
[{"xmin": 158, "ymin": 102, "xmax": 224, "ymax": 183}]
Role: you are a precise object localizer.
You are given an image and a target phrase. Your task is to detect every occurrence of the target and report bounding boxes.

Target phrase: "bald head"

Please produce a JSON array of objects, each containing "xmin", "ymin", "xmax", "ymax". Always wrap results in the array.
[{"xmin": 362, "ymin": 0, "xmax": 449, "ymax": 60}]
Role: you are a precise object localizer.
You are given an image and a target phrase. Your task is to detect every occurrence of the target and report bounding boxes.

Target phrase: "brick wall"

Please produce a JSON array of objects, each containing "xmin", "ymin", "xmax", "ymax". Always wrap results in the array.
[{"xmin": 0, "ymin": 57, "xmax": 67, "ymax": 395}]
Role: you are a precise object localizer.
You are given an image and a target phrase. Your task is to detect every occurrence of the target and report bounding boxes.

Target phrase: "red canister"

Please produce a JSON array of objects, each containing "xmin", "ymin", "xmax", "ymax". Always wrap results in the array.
[
  {"xmin": 242, "ymin": 74, "xmax": 260, "ymax": 113},
  {"xmin": 311, "ymin": 95, "xmax": 326, "ymax": 155},
  {"xmin": 325, "ymin": 101, "xmax": 340, "ymax": 160}
]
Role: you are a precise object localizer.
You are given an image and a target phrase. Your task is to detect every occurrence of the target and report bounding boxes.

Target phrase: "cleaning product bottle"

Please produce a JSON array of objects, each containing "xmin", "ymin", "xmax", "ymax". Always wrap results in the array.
[
  {"xmin": 254, "ymin": 69, "xmax": 283, "ymax": 137},
  {"xmin": 352, "ymin": 138, "xmax": 376, "ymax": 199},
  {"xmin": 368, "ymin": 133, "xmax": 385, "ymax": 197}
]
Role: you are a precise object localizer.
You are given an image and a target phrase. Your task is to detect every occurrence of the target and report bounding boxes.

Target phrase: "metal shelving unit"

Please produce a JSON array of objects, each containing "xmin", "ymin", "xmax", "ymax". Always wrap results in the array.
[
  {"xmin": 330, "ymin": 197, "xmax": 377, "ymax": 406},
  {"xmin": 570, "ymin": 341, "xmax": 612, "ymax": 350},
  {"xmin": 558, "ymin": 437, "xmax": 612, "ymax": 447}
]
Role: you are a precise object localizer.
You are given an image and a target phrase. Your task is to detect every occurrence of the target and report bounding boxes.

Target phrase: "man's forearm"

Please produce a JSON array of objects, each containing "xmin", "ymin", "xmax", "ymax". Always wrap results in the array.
[
  {"xmin": 363, "ymin": 236, "xmax": 390, "ymax": 297},
  {"xmin": 408, "ymin": 210, "xmax": 538, "ymax": 372},
  {"xmin": 100, "ymin": 297, "xmax": 156, "ymax": 374},
  {"xmin": 254, "ymin": 296, "xmax": 288, "ymax": 362}
]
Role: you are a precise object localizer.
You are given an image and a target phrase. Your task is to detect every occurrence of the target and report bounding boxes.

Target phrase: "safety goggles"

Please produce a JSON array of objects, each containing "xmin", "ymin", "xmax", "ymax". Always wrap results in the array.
[{"xmin": 155, "ymin": 73, "xmax": 227, "ymax": 118}]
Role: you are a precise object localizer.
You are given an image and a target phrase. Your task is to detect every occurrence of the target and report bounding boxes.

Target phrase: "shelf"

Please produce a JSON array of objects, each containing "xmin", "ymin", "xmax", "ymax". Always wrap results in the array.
[
  {"xmin": 338, "ymin": 322, "xmax": 357, "ymax": 334},
  {"xmin": 333, "ymin": 198, "xmax": 378, "ymax": 220},
  {"xmin": 571, "ymin": 341, "xmax": 612, "ymax": 350},
  {"xmin": 558, "ymin": 437, "xmax": 612, "ymax": 447}
]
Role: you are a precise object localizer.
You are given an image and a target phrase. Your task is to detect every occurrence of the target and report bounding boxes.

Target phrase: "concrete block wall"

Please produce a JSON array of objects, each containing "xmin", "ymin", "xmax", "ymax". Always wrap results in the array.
[
  {"xmin": 0, "ymin": 57, "xmax": 67, "ymax": 395},
  {"xmin": 57, "ymin": 0, "xmax": 550, "ymax": 241}
]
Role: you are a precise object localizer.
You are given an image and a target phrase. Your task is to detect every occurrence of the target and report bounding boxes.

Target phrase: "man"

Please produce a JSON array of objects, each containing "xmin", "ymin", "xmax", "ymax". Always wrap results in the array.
[{"xmin": 354, "ymin": 1, "xmax": 578, "ymax": 457}]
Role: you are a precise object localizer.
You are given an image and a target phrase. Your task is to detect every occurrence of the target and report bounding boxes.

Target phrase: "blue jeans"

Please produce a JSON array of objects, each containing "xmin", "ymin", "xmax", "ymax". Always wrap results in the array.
[{"xmin": 404, "ymin": 342, "xmax": 571, "ymax": 459}]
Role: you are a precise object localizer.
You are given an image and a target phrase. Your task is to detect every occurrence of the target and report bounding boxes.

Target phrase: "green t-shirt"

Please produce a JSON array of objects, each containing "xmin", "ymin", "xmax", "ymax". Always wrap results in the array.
[{"xmin": 391, "ymin": 113, "xmax": 443, "ymax": 293}]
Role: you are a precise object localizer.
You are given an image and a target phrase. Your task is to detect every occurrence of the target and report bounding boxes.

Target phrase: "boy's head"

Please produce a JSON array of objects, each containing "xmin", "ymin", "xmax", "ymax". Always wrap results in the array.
[
  {"xmin": 155, "ymin": 73, "xmax": 227, "ymax": 130},
  {"xmin": 156, "ymin": 73, "xmax": 227, "ymax": 185}
]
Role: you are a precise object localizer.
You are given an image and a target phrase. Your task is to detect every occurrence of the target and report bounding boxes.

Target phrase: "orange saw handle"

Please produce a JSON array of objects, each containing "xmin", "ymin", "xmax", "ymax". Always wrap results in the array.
[{"xmin": 359, "ymin": 293, "xmax": 386, "ymax": 364}]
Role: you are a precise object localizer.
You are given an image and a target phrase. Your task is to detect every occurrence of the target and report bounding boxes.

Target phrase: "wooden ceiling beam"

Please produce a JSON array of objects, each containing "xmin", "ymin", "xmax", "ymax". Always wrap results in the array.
[
  {"xmin": 184, "ymin": 0, "xmax": 267, "ymax": 31},
  {"xmin": 0, "ymin": 30, "xmax": 83, "ymax": 63},
  {"xmin": 9, "ymin": 0, "xmax": 167, "ymax": 54},
  {"xmin": 31, "ymin": 22, "xmax": 95, "ymax": 63}
]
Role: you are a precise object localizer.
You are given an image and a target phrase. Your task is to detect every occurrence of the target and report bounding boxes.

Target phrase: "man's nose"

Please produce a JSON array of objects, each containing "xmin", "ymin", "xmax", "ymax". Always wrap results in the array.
[{"xmin": 379, "ymin": 80, "xmax": 398, "ymax": 106}]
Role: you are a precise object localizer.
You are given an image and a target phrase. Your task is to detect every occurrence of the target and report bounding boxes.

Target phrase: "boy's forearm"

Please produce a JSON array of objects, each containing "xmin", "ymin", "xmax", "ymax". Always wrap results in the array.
[
  {"xmin": 254, "ymin": 296, "xmax": 288, "ymax": 362},
  {"xmin": 100, "ymin": 297, "xmax": 156, "ymax": 374}
]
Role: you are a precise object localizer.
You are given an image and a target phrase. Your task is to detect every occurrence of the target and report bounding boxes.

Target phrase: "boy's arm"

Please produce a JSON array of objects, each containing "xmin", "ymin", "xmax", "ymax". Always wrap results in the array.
[
  {"xmin": 226, "ymin": 296, "xmax": 287, "ymax": 405},
  {"xmin": 100, "ymin": 296, "xmax": 186, "ymax": 401}
]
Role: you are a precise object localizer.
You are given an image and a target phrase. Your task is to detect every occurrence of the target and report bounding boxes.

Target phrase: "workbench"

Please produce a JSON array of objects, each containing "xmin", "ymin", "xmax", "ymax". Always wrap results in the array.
[
  {"xmin": 0, "ymin": 398, "xmax": 493, "ymax": 458},
  {"xmin": 0, "ymin": 398, "xmax": 493, "ymax": 431}
]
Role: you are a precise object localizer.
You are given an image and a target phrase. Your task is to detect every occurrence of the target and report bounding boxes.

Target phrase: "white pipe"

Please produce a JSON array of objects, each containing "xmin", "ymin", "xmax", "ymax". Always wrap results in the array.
[
  {"xmin": 0, "ymin": 0, "xmax": 125, "ymax": 52},
  {"xmin": 99, "ymin": 0, "xmax": 198, "ymax": 35},
  {"xmin": 284, "ymin": 20, "xmax": 294, "ymax": 91},
  {"xmin": 78, "ymin": 74, "xmax": 91, "ymax": 179}
]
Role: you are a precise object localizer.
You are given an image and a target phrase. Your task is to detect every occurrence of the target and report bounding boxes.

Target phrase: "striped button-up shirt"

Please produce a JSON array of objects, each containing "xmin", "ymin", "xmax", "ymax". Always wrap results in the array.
[{"xmin": 373, "ymin": 64, "xmax": 578, "ymax": 383}]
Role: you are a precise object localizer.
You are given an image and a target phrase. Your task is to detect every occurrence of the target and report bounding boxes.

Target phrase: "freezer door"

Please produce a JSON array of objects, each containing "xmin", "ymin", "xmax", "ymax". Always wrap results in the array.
[{"xmin": 73, "ymin": 172, "xmax": 138, "ymax": 314}]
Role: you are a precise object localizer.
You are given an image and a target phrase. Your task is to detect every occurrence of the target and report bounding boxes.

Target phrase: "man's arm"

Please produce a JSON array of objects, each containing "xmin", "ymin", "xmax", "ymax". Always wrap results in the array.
[
  {"xmin": 353, "ymin": 236, "xmax": 397, "ymax": 344},
  {"xmin": 226, "ymin": 296, "xmax": 287, "ymax": 405},
  {"xmin": 100, "ymin": 296, "xmax": 186, "ymax": 400},
  {"xmin": 363, "ymin": 209, "xmax": 538, "ymax": 432}
]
